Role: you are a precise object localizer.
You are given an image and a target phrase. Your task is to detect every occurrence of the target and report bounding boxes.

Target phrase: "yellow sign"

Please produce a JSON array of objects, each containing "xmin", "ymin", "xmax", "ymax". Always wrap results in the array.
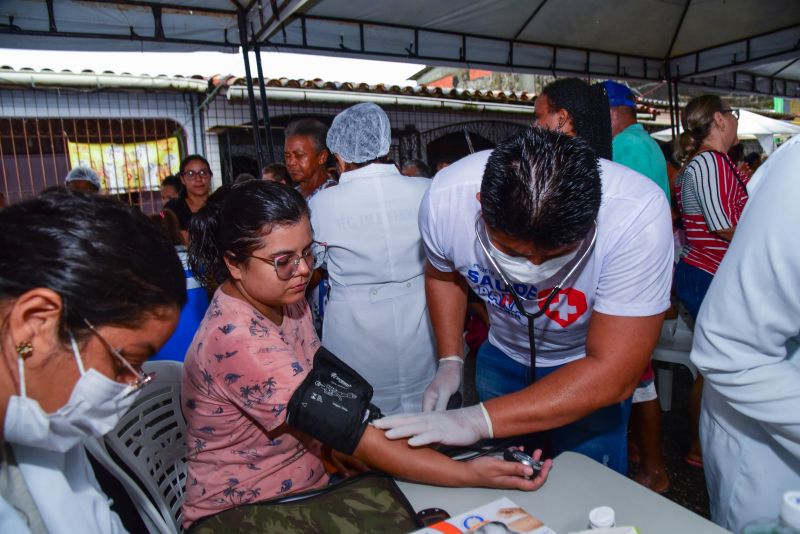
[
  {"xmin": 67, "ymin": 137, "xmax": 181, "ymax": 192},
  {"xmin": 790, "ymin": 99, "xmax": 800, "ymax": 116}
]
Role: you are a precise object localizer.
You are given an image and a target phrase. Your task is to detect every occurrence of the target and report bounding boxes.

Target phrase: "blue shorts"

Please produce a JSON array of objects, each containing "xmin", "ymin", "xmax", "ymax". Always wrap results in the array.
[
  {"xmin": 674, "ymin": 259, "xmax": 714, "ymax": 321},
  {"xmin": 476, "ymin": 341, "xmax": 631, "ymax": 474}
]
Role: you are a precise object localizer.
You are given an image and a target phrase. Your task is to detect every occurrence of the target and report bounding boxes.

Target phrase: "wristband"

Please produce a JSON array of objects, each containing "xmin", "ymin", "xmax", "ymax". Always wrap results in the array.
[
  {"xmin": 439, "ymin": 355, "xmax": 464, "ymax": 364},
  {"xmin": 479, "ymin": 402, "xmax": 495, "ymax": 438}
]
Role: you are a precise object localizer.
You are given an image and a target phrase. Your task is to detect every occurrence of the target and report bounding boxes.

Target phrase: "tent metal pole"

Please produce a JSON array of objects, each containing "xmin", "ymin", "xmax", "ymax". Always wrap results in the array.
[
  {"xmin": 673, "ymin": 77, "xmax": 681, "ymax": 140},
  {"xmin": 238, "ymin": 10, "xmax": 265, "ymax": 171},
  {"xmin": 667, "ymin": 68, "xmax": 676, "ymax": 141},
  {"xmin": 254, "ymin": 43, "xmax": 276, "ymax": 163}
]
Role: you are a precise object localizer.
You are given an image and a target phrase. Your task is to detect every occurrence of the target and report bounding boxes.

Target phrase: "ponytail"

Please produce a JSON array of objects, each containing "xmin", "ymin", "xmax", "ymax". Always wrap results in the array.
[
  {"xmin": 188, "ymin": 186, "xmax": 229, "ymax": 288},
  {"xmin": 588, "ymin": 83, "xmax": 613, "ymax": 160},
  {"xmin": 674, "ymin": 131, "xmax": 702, "ymax": 165},
  {"xmin": 187, "ymin": 181, "xmax": 310, "ymax": 288},
  {"xmin": 674, "ymin": 94, "xmax": 725, "ymax": 165}
]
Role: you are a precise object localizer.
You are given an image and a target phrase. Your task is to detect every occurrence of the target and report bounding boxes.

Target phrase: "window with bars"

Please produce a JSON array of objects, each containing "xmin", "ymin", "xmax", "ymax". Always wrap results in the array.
[
  {"xmin": 0, "ymin": 117, "xmax": 186, "ymax": 210},
  {"xmin": 0, "ymin": 85, "xmax": 201, "ymax": 214}
]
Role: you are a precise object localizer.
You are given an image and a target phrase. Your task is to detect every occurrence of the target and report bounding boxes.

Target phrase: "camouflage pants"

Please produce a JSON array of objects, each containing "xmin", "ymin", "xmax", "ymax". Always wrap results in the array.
[{"xmin": 189, "ymin": 472, "xmax": 421, "ymax": 534}]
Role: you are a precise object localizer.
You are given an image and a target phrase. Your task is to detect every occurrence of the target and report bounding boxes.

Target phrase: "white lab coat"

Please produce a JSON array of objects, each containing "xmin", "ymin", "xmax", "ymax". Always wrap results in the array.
[
  {"xmin": 309, "ymin": 164, "xmax": 437, "ymax": 415},
  {"xmin": 0, "ymin": 496, "xmax": 32, "ymax": 533},
  {"xmin": 691, "ymin": 135, "xmax": 800, "ymax": 533},
  {"xmin": 11, "ymin": 443, "xmax": 127, "ymax": 534}
]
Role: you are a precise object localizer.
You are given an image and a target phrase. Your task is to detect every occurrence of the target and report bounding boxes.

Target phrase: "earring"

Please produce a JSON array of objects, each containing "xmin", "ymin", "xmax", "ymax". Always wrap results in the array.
[{"xmin": 15, "ymin": 341, "xmax": 33, "ymax": 359}]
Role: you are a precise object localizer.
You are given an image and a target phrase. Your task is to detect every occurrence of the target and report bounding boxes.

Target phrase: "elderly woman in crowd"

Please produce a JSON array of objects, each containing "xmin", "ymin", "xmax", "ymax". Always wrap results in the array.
[{"xmin": 283, "ymin": 118, "xmax": 336, "ymax": 199}]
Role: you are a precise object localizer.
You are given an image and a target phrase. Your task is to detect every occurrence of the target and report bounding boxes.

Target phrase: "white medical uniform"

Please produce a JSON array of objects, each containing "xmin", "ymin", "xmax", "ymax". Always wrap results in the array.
[
  {"xmin": 420, "ymin": 150, "xmax": 673, "ymax": 367},
  {"xmin": 309, "ymin": 163, "xmax": 437, "ymax": 415},
  {"xmin": 9, "ymin": 443, "xmax": 127, "ymax": 534},
  {"xmin": 691, "ymin": 134, "xmax": 800, "ymax": 533},
  {"xmin": 0, "ymin": 496, "xmax": 32, "ymax": 533}
]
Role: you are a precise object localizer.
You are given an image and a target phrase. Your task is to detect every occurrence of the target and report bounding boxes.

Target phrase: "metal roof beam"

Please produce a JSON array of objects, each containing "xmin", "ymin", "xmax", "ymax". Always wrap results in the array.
[
  {"xmin": 512, "ymin": 0, "xmax": 549, "ymax": 42},
  {"xmin": 81, "ymin": 0, "xmax": 236, "ymax": 15},
  {"xmin": 665, "ymin": 0, "xmax": 691, "ymax": 59},
  {"xmin": 668, "ymin": 23, "xmax": 800, "ymax": 79},
  {"xmin": 260, "ymin": 14, "xmax": 663, "ymax": 81},
  {"xmin": 673, "ymin": 47, "xmax": 800, "ymax": 81},
  {"xmin": 770, "ymin": 57, "xmax": 800, "ymax": 77},
  {"xmin": 682, "ymin": 71, "xmax": 800, "ymax": 97},
  {"xmin": 271, "ymin": 14, "xmax": 662, "ymax": 59},
  {"xmin": 0, "ymin": 28, "xmax": 236, "ymax": 50},
  {"xmin": 250, "ymin": 0, "xmax": 313, "ymax": 45}
]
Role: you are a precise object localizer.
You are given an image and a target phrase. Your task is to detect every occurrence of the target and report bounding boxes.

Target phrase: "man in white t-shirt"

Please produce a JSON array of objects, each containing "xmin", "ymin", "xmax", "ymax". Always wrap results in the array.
[{"xmin": 375, "ymin": 128, "xmax": 673, "ymax": 473}]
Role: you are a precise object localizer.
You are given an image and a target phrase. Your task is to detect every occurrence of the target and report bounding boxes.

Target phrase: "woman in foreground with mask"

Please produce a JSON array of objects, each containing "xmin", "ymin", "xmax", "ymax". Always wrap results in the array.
[
  {"xmin": 0, "ymin": 190, "xmax": 186, "ymax": 533},
  {"xmin": 181, "ymin": 180, "xmax": 551, "ymax": 529}
]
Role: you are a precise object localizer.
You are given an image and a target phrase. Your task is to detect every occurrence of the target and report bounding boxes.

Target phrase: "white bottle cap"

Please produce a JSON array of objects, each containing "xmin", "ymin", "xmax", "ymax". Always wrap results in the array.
[
  {"xmin": 589, "ymin": 506, "xmax": 616, "ymax": 528},
  {"xmin": 781, "ymin": 491, "xmax": 800, "ymax": 529}
]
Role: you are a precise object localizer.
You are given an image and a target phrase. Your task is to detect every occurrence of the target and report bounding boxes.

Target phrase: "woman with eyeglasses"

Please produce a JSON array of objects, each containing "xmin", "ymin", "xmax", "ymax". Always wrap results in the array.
[
  {"xmin": 180, "ymin": 180, "xmax": 551, "ymax": 529},
  {"xmin": 0, "ymin": 190, "xmax": 186, "ymax": 533},
  {"xmin": 164, "ymin": 154, "xmax": 213, "ymax": 237},
  {"xmin": 673, "ymin": 95, "xmax": 748, "ymax": 471}
]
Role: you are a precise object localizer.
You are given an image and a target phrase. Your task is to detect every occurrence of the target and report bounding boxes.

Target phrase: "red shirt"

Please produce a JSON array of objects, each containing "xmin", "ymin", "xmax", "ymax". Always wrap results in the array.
[{"xmin": 676, "ymin": 151, "xmax": 749, "ymax": 275}]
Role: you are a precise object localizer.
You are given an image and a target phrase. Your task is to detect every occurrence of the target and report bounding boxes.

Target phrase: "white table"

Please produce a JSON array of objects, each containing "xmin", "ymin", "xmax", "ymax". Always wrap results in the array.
[
  {"xmin": 397, "ymin": 451, "xmax": 731, "ymax": 533},
  {"xmin": 652, "ymin": 315, "xmax": 698, "ymax": 411}
]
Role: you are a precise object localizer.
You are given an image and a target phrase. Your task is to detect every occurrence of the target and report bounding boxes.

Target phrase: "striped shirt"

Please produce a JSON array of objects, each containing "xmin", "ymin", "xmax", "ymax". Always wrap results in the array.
[{"xmin": 676, "ymin": 151, "xmax": 748, "ymax": 275}]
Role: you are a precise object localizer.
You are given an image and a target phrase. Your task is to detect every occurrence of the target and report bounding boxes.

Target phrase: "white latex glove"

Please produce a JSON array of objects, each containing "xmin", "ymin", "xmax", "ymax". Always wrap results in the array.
[
  {"xmin": 373, "ymin": 403, "xmax": 493, "ymax": 447},
  {"xmin": 422, "ymin": 356, "xmax": 463, "ymax": 412}
]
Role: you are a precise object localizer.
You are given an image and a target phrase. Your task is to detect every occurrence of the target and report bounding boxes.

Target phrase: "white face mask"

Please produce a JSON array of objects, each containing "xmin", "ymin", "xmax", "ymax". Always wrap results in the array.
[
  {"xmin": 487, "ymin": 239, "xmax": 579, "ymax": 285},
  {"xmin": 4, "ymin": 332, "xmax": 138, "ymax": 452}
]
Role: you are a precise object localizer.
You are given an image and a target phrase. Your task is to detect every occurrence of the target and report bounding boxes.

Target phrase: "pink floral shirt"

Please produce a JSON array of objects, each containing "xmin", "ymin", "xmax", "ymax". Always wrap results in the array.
[{"xmin": 181, "ymin": 288, "xmax": 327, "ymax": 528}]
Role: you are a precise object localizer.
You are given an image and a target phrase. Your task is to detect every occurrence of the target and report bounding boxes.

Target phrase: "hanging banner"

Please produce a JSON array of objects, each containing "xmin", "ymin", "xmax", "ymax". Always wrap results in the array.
[{"xmin": 67, "ymin": 137, "xmax": 181, "ymax": 192}]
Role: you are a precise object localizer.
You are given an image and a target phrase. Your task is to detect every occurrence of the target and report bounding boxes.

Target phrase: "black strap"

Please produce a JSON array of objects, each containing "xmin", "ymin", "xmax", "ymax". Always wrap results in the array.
[{"xmin": 705, "ymin": 150, "xmax": 749, "ymax": 198}]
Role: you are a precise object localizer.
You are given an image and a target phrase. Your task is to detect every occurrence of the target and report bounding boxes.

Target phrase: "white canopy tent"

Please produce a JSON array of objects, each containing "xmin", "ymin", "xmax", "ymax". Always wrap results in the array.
[
  {"xmin": 651, "ymin": 109, "xmax": 800, "ymax": 154},
  {"xmin": 2, "ymin": 0, "xmax": 799, "ymax": 165},
  {"xmin": 2, "ymin": 0, "xmax": 800, "ymax": 94}
]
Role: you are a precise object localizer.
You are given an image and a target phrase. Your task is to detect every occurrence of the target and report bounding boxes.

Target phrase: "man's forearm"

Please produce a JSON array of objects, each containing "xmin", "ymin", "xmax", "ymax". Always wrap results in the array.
[
  {"xmin": 425, "ymin": 261, "xmax": 468, "ymax": 358},
  {"xmin": 485, "ymin": 356, "xmax": 635, "ymax": 436},
  {"xmin": 485, "ymin": 311, "xmax": 662, "ymax": 437}
]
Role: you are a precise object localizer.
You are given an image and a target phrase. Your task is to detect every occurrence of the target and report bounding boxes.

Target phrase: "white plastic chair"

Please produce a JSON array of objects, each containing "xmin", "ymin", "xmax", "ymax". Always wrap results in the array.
[
  {"xmin": 86, "ymin": 360, "xmax": 187, "ymax": 533},
  {"xmin": 652, "ymin": 313, "xmax": 698, "ymax": 411}
]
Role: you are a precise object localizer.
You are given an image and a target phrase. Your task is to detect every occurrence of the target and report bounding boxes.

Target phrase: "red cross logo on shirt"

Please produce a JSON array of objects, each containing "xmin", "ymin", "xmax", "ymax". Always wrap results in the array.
[{"xmin": 537, "ymin": 287, "xmax": 588, "ymax": 328}]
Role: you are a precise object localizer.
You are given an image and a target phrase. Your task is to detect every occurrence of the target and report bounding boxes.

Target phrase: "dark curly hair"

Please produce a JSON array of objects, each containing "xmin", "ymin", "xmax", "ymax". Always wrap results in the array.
[{"xmin": 541, "ymin": 78, "xmax": 613, "ymax": 160}]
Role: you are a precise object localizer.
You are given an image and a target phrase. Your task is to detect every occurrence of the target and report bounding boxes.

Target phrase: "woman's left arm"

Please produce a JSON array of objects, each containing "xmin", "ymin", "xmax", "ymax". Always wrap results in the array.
[{"xmin": 350, "ymin": 426, "xmax": 551, "ymax": 490}]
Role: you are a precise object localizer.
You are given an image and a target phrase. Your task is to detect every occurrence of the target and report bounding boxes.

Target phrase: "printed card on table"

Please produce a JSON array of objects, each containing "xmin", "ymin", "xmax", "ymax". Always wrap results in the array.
[{"xmin": 412, "ymin": 497, "xmax": 557, "ymax": 534}]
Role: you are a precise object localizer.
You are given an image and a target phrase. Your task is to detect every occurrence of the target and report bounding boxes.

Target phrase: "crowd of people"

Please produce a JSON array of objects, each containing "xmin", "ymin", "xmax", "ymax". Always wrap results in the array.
[{"xmin": 0, "ymin": 76, "xmax": 797, "ymax": 534}]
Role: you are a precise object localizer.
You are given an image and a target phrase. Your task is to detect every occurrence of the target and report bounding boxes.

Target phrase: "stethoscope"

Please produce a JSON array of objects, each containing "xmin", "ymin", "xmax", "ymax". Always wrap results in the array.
[{"xmin": 474, "ymin": 217, "xmax": 597, "ymax": 384}]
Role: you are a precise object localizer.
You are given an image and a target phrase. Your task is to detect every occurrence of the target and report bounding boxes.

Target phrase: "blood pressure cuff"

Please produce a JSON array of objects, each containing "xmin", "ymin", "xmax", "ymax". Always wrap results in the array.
[{"xmin": 286, "ymin": 346, "xmax": 383, "ymax": 455}]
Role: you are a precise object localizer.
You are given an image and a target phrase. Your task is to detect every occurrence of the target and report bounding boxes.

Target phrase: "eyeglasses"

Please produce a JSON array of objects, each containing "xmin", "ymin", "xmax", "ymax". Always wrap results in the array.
[
  {"xmin": 83, "ymin": 319, "xmax": 154, "ymax": 392},
  {"xmin": 248, "ymin": 242, "xmax": 327, "ymax": 281},
  {"xmin": 183, "ymin": 169, "xmax": 212, "ymax": 179},
  {"xmin": 474, "ymin": 217, "xmax": 596, "ymax": 383},
  {"xmin": 721, "ymin": 108, "xmax": 740, "ymax": 120}
]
